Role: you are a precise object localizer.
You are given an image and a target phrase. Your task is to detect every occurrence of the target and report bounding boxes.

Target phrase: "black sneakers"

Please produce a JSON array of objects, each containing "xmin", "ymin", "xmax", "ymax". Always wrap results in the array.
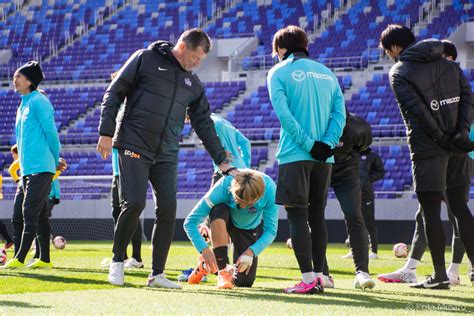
[{"xmin": 410, "ymin": 275, "xmax": 450, "ymax": 290}]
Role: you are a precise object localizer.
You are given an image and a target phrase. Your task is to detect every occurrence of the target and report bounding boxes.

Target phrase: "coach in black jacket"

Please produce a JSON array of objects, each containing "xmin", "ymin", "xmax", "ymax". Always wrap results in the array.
[
  {"xmin": 320, "ymin": 113, "xmax": 375, "ymax": 288},
  {"xmin": 97, "ymin": 29, "xmax": 234, "ymax": 288},
  {"xmin": 359, "ymin": 148, "xmax": 384, "ymax": 256},
  {"xmin": 381, "ymin": 24, "xmax": 474, "ymax": 289}
]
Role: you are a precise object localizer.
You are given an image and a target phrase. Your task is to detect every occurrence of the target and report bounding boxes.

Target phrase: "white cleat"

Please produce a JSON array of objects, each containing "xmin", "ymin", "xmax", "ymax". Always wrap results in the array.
[
  {"xmin": 447, "ymin": 272, "xmax": 460, "ymax": 286},
  {"xmin": 147, "ymin": 273, "xmax": 182, "ymax": 289},
  {"xmin": 108, "ymin": 262, "xmax": 124, "ymax": 286},
  {"xmin": 124, "ymin": 257, "xmax": 144, "ymax": 269},
  {"xmin": 322, "ymin": 275, "xmax": 335, "ymax": 288},
  {"xmin": 369, "ymin": 252, "xmax": 378, "ymax": 260},
  {"xmin": 341, "ymin": 251, "xmax": 353, "ymax": 259},
  {"xmin": 354, "ymin": 271, "xmax": 376, "ymax": 290},
  {"xmin": 377, "ymin": 268, "xmax": 418, "ymax": 284}
]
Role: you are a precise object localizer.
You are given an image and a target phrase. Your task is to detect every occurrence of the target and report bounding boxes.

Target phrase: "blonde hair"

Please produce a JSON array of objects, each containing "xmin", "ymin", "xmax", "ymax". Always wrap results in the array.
[{"xmin": 230, "ymin": 169, "xmax": 265, "ymax": 203}]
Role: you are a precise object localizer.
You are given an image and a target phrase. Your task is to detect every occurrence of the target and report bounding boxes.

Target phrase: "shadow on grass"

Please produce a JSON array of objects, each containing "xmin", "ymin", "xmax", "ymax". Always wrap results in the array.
[
  {"xmin": 11, "ymin": 272, "xmax": 110, "ymax": 286},
  {"xmin": 0, "ymin": 301, "xmax": 50, "ymax": 309},
  {"xmin": 180, "ymin": 286, "xmax": 473, "ymax": 313},
  {"xmin": 258, "ymin": 266, "xmax": 355, "ymax": 277}
]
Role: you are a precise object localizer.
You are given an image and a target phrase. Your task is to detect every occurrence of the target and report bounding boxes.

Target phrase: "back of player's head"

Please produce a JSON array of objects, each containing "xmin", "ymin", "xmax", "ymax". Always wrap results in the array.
[
  {"xmin": 272, "ymin": 25, "xmax": 308, "ymax": 57},
  {"xmin": 177, "ymin": 28, "xmax": 211, "ymax": 53},
  {"xmin": 441, "ymin": 39, "xmax": 457, "ymax": 61},
  {"xmin": 10, "ymin": 144, "xmax": 18, "ymax": 154},
  {"xmin": 230, "ymin": 170, "xmax": 265, "ymax": 204},
  {"xmin": 379, "ymin": 24, "xmax": 415, "ymax": 51}
]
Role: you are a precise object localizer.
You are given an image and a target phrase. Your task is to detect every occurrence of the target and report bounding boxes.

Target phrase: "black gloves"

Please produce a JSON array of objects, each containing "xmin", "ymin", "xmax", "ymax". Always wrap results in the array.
[
  {"xmin": 310, "ymin": 141, "xmax": 333, "ymax": 162},
  {"xmin": 452, "ymin": 132, "xmax": 474, "ymax": 153},
  {"xmin": 432, "ymin": 130, "xmax": 473, "ymax": 153},
  {"xmin": 431, "ymin": 130, "xmax": 451, "ymax": 151}
]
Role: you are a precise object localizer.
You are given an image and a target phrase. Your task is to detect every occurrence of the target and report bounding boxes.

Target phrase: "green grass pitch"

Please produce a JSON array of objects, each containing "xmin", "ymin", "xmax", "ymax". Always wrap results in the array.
[{"xmin": 0, "ymin": 242, "xmax": 473, "ymax": 314}]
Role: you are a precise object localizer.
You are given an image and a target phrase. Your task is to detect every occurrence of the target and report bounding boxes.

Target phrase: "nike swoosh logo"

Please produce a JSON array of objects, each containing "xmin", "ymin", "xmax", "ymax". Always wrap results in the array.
[
  {"xmin": 158, "ymin": 67, "xmax": 167, "ymax": 71},
  {"xmin": 423, "ymin": 281, "xmax": 449, "ymax": 288}
]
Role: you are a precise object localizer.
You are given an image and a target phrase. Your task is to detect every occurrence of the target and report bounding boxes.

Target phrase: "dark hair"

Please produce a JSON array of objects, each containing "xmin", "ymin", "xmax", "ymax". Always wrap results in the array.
[
  {"xmin": 379, "ymin": 24, "xmax": 415, "ymax": 50},
  {"xmin": 178, "ymin": 28, "xmax": 211, "ymax": 53},
  {"xmin": 441, "ymin": 39, "xmax": 457, "ymax": 61},
  {"xmin": 11, "ymin": 144, "xmax": 18, "ymax": 154},
  {"xmin": 272, "ymin": 25, "xmax": 308, "ymax": 56}
]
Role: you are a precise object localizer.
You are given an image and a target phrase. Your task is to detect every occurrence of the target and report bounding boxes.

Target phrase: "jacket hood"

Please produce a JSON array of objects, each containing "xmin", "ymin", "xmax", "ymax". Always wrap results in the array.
[
  {"xmin": 398, "ymin": 39, "xmax": 443, "ymax": 63},
  {"xmin": 148, "ymin": 41, "xmax": 184, "ymax": 69}
]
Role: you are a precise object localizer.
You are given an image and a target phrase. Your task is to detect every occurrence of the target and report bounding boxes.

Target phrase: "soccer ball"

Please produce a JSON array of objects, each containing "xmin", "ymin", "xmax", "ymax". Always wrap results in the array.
[
  {"xmin": 393, "ymin": 242, "xmax": 408, "ymax": 258},
  {"xmin": 286, "ymin": 238, "xmax": 293, "ymax": 249},
  {"xmin": 52, "ymin": 236, "xmax": 67, "ymax": 250},
  {"xmin": 0, "ymin": 249, "xmax": 7, "ymax": 265}
]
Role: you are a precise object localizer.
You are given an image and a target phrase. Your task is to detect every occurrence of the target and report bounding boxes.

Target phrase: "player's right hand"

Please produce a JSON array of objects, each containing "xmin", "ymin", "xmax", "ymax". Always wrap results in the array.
[
  {"xmin": 97, "ymin": 136, "xmax": 113, "ymax": 159},
  {"xmin": 201, "ymin": 247, "xmax": 218, "ymax": 274}
]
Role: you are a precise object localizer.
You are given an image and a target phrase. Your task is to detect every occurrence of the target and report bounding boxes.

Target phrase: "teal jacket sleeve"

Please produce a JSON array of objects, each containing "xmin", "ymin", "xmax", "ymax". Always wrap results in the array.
[
  {"xmin": 183, "ymin": 178, "xmax": 230, "ymax": 253},
  {"xmin": 249, "ymin": 180, "xmax": 279, "ymax": 256},
  {"xmin": 267, "ymin": 70, "xmax": 315, "ymax": 152},
  {"xmin": 322, "ymin": 86, "xmax": 346, "ymax": 148},
  {"xmin": 35, "ymin": 97, "xmax": 60, "ymax": 167},
  {"xmin": 235, "ymin": 128, "xmax": 251, "ymax": 168}
]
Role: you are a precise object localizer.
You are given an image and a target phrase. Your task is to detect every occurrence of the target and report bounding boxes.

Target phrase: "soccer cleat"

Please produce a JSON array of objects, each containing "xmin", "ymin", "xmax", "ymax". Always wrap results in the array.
[
  {"xmin": 369, "ymin": 252, "xmax": 379, "ymax": 260},
  {"xmin": 322, "ymin": 275, "xmax": 334, "ymax": 289},
  {"xmin": 447, "ymin": 272, "xmax": 460, "ymax": 286},
  {"xmin": 4, "ymin": 242, "xmax": 13, "ymax": 249},
  {"xmin": 147, "ymin": 273, "xmax": 182, "ymax": 289},
  {"xmin": 123, "ymin": 257, "xmax": 144, "ymax": 269},
  {"xmin": 354, "ymin": 271, "xmax": 376, "ymax": 290},
  {"xmin": 377, "ymin": 269, "xmax": 417, "ymax": 284},
  {"xmin": 108, "ymin": 262, "xmax": 124, "ymax": 286},
  {"xmin": 217, "ymin": 265, "xmax": 235, "ymax": 289},
  {"xmin": 0, "ymin": 258, "xmax": 25, "ymax": 270},
  {"xmin": 341, "ymin": 251, "xmax": 353, "ymax": 259},
  {"xmin": 284, "ymin": 278, "xmax": 322, "ymax": 294},
  {"xmin": 26, "ymin": 259, "xmax": 52, "ymax": 269},
  {"xmin": 188, "ymin": 255, "xmax": 209, "ymax": 285},
  {"xmin": 409, "ymin": 275, "xmax": 450, "ymax": 290}
]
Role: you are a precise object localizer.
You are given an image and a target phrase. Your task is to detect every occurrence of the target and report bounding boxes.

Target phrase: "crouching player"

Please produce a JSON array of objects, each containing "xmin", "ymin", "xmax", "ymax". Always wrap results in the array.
[{"xmin": 183, "ymin": 169, "xmax": 278, "ymax": 289}]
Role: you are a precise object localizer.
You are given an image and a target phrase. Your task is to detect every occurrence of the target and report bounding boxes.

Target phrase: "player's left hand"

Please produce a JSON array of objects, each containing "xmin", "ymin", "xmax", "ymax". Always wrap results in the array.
[
  {"xmin": 57, "ymin": 157, "xmax": 68, "ymax": 171},
  {"xmin": 236, "ymin": 248, "xmax": 254, "ymax": 275}
]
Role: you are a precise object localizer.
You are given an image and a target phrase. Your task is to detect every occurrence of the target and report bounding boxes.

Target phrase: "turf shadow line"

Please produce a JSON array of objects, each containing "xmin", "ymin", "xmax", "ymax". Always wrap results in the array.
[
  {"xmin": 0, "ymin": 301, "xmax": 50, "ymax": 309},
  {"xmin": 11, "ymin": 272, "xmax": 110, "ymax": 286}
]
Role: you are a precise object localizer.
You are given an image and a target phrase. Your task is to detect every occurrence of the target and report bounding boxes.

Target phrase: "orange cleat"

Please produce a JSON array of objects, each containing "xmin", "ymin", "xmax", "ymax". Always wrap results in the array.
[
  {"xmin": 187, "ymin": 255, "xmax": 209, "ymax": 284},
  {"xmin": 217, "ymin": 265, "xmax": 235, "ymax": 289}
]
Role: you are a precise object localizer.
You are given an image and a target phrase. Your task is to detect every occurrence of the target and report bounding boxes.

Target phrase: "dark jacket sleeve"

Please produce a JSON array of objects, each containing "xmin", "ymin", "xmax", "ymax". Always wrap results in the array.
[
  {"xmin": 390, "ymin": 73, "xmax": 442, "ymax": 140},
  {"xmin": 456, "ymin": 65, "xmax": 473, "ymax": 134},
  {"xmin": 370, "ymin": 153, "xmax": 385, "ymax": 183},
  {"xmin": 357, "ymin": 120, "xmax": 372, "ymax": 153},
  {"xmin": 189, "ymin": 92, "xmax": 227, "ymax": 165},
  {"xmin": 98, "ymin": 50, "xmax": 143, "ymax": 137}
]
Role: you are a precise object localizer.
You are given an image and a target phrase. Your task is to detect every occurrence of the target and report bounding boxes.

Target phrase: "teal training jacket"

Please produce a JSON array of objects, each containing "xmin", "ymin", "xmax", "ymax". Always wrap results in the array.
[
  {"xmin": 267, "ymin": 53, "xmax": 346, "ymax": 165},
  {"xmin": 211, "ymin": 113, "xmax": 251, "ymax": 172},
  {"xmin": 15, "ymin": 90, "xmax": 60, "ymax": 176},
  {"xmin": 183, "ymin": 170, "xmax": 278, "ymax": 256}
]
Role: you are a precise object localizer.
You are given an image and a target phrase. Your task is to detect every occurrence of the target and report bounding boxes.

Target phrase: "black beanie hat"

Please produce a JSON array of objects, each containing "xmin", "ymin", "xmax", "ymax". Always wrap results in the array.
[{"xmin": 17, "ymin": 61, "xmax": 44, "ymax": 89}]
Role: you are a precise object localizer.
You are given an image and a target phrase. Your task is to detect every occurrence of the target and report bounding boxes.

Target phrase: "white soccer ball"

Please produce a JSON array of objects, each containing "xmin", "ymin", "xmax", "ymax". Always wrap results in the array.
[
  {"xmin": 393, "ymin": 242, "xmax": 408, "ymax": 258},
  {"xmin": 52, "ymin": 236, "xmax": 67, "ymax": 250},
  {"xmin": 286, "ymin": 238, "xmax": 293, "ymax": 249},
  {"xmin": 0, "ymin": 249, "xmax": 7, "ymax": 265}
]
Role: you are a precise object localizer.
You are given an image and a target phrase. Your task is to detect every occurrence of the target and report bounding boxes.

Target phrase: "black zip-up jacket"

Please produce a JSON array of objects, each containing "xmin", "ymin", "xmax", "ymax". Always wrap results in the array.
[
  {"xmin": 359, "ymin": 148, "xmax": 385, "ymax": 195},
  {"xmin": 332, "ymin": 113, "xmax": 372, "ymax": 180},
  {"xmin": 389, "ymin": 39, "xmax": 473, "ymax": 160},
  {"xmin": 98, "ymin": 41, "xmax": 226, "ymax": 164}
]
